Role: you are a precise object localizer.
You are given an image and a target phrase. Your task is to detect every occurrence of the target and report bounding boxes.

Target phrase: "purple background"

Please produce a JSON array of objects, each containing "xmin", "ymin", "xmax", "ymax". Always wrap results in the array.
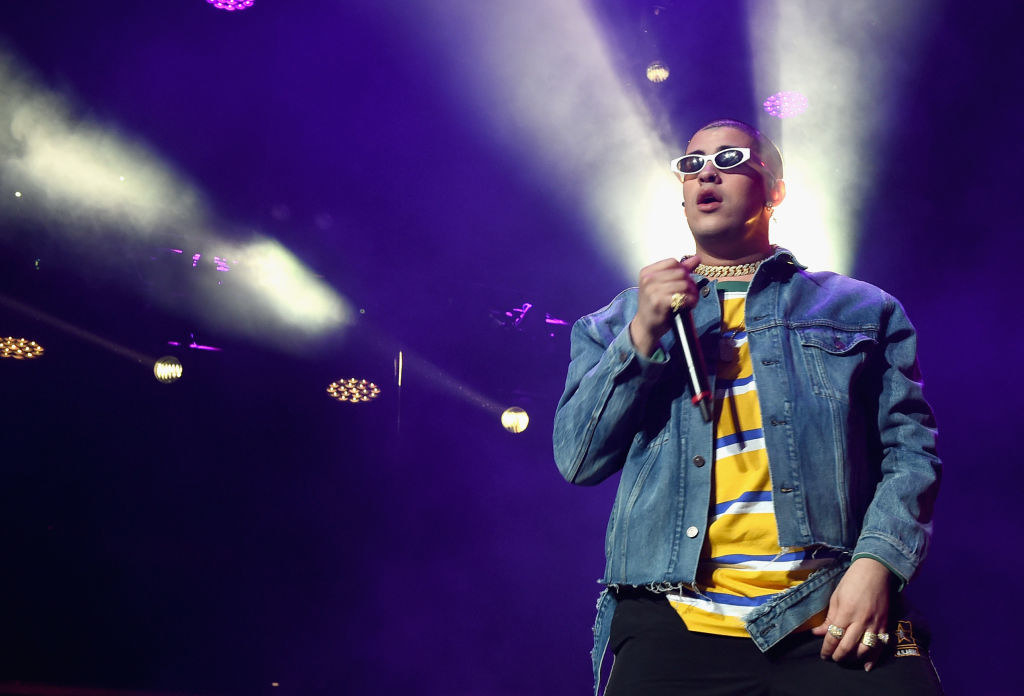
[{"xmin": 0, "ymin": 1, "xmax": 1020, "ymax": 694}]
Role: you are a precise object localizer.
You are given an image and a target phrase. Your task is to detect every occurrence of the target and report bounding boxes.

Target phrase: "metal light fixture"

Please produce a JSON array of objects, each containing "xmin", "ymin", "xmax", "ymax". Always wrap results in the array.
[
  {"xmin": 646, "ymin": 61, "xmax": 670, "ymax": 83},
  {"xmin": 153, "ymin": 356, "xmax": 183, "ymax": 383},
  {"xmin": 206, "ymin": 0, "xmax": 255, "ymax": 11},
  {"xmin": 1, "ymin": 337, "xmax": 44, "ymax": 359},
  {"xmin": 327, "ymin": 378, "xmax": 381, "ymax": 404},
  {"xmin": 501, "ymin": 407, "xmax": 529, "ymax": 434}
]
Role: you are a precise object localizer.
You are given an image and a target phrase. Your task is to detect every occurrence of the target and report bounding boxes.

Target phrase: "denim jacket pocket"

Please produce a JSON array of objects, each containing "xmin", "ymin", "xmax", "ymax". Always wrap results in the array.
[{"xmin": 796, "ymin": 326, "xmax": 878, "ymax": 401}]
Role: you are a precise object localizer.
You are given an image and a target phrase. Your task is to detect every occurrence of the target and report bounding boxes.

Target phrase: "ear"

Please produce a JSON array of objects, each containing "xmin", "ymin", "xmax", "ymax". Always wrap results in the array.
[{"xmin": 767, "ymin": 178, "xmax": 786, "ymax": 207}]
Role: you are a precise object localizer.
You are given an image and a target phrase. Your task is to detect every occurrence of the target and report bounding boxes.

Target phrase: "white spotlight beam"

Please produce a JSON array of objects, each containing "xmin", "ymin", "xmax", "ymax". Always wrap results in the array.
[
  {"xmin": 746, "ymin": 0, "xmax": 929, "ymax": 274},
  {"xmin": 0, "ymin": 48, "xmax": 352, "ymax": 346},
  {"xmin": 0, "ymin": 52, "xmax": 207, "ymax": 236},
  {"xmin": 213, "ymin": 236, "xmax": 352, "ymax": 339},
  {"xmin": 406, "ymin": 0, "xmax": 687, "ymax": 280}
]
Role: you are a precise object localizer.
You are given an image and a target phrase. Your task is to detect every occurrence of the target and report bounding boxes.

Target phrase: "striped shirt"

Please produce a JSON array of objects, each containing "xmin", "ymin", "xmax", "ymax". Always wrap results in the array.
[{"xmin": 667, "ymin": 281, "xmax": 832, "ymax": 636}]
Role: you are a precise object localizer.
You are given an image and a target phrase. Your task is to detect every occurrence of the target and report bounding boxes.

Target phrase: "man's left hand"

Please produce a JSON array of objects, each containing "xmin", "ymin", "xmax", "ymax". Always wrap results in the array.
[{"xmin": 811, "ymin": 557, "xmax": 893, "ymax": 671}]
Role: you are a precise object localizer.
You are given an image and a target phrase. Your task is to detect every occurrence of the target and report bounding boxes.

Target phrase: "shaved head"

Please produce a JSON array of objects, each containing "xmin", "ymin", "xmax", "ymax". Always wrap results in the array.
[{"xmin": 689, "ymin": 118, "xmax": 784, "ymax": 183}]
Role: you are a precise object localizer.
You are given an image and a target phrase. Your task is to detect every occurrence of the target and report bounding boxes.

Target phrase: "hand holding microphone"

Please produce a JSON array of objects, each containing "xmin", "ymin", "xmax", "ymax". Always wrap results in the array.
[
  {"xmin": 629, "ymin": 255, "xmax": 712, "ymax": 422},
  {"xmin": 671, "ymin": 291, "xmax": 712, "ymax": 423}
]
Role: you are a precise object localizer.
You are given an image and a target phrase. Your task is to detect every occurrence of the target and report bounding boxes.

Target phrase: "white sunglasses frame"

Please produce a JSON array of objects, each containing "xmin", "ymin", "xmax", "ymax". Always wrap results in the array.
[{"xmin": 670, "ymin": 147, "xmax": 757, "ymax": 176}]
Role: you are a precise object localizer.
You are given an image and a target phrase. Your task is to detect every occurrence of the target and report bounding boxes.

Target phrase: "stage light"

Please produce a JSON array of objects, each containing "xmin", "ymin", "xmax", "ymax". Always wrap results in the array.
[
  {"xmin": 501, "ymin": 407, "xmax": 529, "ymax": 434},
  {"xmin": 0, "ymin": 337, "xmax": 44, "ymax": 359},
  {"xmin": 167, "ymin": 340, "xmax": 222, "ymax": 352},
  {"xmin": 327, "ymin": 378, "xmax": 381, "ymax": 404},
  {"xmin": 747, "ymin": 1, "xmax": 929, "ymax": 274},
  {"xmin": 400, "ymin": 1, "xmax": 683, "ymax": 278},
  {"xmin": 153, "ymin": 356, "xmax": 183, "ymax": 383},
  {"xmin": 207, "ymin": 0, "xmax": 255, "ymax": 11},
  {"xmin": 646, "ymin": 61, "xmax": 670, "ymax": 83},
  {"xmin": 225, "ymin": 237, "xmax": 351, "ymax": 336},
  {"xmin": 0, "ymin": 48, "xmax": 351, "ymax": 350},
  {"xmin": 762, "ymin": 91, "xmax": 809, "ymax": 119}
]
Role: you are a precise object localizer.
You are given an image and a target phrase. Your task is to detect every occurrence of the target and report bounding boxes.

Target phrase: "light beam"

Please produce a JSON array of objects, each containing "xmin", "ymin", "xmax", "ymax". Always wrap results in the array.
[
  {"xmin": 746, "ymin": 0, "xmax": 930, "ymax": 273},
  {"xmin": 0, "ymin": 47, "xmax": 352, "ymax": 348}
]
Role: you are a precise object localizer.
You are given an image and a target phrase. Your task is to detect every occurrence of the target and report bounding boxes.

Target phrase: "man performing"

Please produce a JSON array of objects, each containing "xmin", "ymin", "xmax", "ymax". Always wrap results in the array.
[{"xmin": 553, "ymin": 119, "xmax": 942, "ymax": 695}]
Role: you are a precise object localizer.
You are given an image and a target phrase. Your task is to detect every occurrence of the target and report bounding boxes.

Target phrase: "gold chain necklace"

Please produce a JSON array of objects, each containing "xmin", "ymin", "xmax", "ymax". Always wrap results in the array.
[{"xmin": 691, "ymin": 247, "xmax": 776, "ymax": 278}]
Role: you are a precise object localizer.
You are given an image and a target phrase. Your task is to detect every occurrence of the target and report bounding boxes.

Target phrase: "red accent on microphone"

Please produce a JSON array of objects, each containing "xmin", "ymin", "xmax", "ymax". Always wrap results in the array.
[{"xmin": 691, "ymin": 391, "xmax": 711, "ymax": 406}]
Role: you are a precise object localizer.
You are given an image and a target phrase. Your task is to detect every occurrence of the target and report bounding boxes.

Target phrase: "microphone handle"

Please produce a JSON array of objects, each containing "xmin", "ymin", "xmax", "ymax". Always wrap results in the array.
[{"xmin": 673, "ymin": 310, "xmax": 712, "ymax": 423}]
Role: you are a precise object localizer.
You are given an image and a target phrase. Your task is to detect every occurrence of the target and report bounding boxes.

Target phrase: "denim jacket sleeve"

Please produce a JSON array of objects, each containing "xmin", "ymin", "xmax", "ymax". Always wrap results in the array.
[
  {"xmin": 552, "ymin": 289, "xmax": 671, "ymax": 486},
  {"xmin": 850, "ymin": 293, "xmax": 941, "ymax": 585}
]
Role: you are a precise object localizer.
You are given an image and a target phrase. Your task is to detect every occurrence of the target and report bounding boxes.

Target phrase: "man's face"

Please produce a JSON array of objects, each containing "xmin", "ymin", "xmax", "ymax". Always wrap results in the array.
[{"xmin": 681, "ymin": 126, "xmax": 771, "ymax": 249}]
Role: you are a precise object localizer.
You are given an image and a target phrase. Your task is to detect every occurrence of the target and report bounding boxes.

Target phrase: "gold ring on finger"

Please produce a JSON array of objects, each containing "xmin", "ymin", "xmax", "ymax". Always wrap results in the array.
[
  {"xmin": 860, "ymin": 632, "xmax": 878, "ymax": 648},
  {"xmin": 826, "ymin": 624, "xmax": 845, "ymax": 639},
  {"xmin": 670, "ymin": 292, "xmax": 688, "ymax": 313},
  {"xmin": 876, "ymin": 632, "xmax": 890, "ymax": 644}
]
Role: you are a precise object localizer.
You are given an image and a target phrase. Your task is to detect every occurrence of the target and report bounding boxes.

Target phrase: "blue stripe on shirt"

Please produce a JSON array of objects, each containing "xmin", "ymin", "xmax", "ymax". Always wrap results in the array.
[
  {"xmin": 711, "ymin": 551, "xmax": 810, "ymax": 564},
  {"xmin": 716, "ymin": 374, "xmax": 755, "ymax": 391},
  {"xmin": 713, "ymin": 490, "xmax": 773, "ymax": 516},
  {"xmin": 715, "ymin": 428, "xmax": 765, "ymax": 450},
  {"xmin": 700, "ymin": 590, "xmax": 775, "ymax": 607},
  {"xmin": 709, "ymin": 548, "xmax": 844, "ymax": 567}
]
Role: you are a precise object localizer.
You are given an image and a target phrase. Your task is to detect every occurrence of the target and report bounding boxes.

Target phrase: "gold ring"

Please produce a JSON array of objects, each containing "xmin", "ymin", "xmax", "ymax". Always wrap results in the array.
[
  {"xmin": 670, "ymin": 292, "xmax": 688, "ymax": 313},
  {"xmin": 860, "ymin": 632, "xmax": 879, "ymax": 648},
  {"xmin": 877, "ymin": 632, "xmax": 890, "ymax": 644},
  {"xmin": 826, "ymin": 624, "xmax": 845, "ymax": 639}
]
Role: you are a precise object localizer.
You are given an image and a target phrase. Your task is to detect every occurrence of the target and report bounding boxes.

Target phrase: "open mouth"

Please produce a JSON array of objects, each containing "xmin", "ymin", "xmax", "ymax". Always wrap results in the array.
[{"xmin": 696, "ymin": 189, "xmax": 721, "ymax": 210}]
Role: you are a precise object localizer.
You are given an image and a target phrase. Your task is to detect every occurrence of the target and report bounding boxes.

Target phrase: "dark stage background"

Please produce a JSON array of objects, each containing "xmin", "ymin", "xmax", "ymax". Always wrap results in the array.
[{"xmin": 0, "ymin": 1, "xmax": 1021, "ymax": 694}]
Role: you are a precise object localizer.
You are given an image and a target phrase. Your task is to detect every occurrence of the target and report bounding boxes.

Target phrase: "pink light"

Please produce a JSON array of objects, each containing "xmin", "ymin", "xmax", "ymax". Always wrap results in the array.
[
  {"xmin": 192, "ymin": 253, "xmax": 201, "ymax": 268},
  {"xmin": 207, "ymin": 0, "xmax": 255, "ymax": 11},
  {"xmin": 762, "ymin": 91, "xmax": 809, "ymax": 119},
  {"xmin": 167, "ymin": 340, "xmax": 222, "ymax": 352}
]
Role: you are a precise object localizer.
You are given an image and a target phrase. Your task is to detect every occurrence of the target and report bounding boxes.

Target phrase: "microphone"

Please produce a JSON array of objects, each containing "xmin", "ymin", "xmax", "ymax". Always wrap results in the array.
[{"xmin": 673, "ymin": 304, "xmax": 712, "ymax": 423}]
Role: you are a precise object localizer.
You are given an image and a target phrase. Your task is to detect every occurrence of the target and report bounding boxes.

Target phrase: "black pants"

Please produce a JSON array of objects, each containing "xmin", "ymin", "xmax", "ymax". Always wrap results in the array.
[{"xmin": 605, "ymin": 589, "xmax": 943, "ymax": 696}]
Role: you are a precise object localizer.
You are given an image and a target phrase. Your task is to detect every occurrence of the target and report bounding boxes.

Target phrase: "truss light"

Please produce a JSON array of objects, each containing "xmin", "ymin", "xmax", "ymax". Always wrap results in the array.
[
  {"xmin": 646, "ymin": 61, "xmax": 670, "ymax": 84},
  {"xmin": 762, "ymin": 91, "xmax": 809, "ymax": 119},
  {"xmin": 327, "ymin": 378, "xmax": 381, "ymax": 404},
  {"xmin": 501, "ymin": 407, "xmax": 529, "ymax": 434},
  {"xmin": 206, "ymin": 0, "xmax": 255, "ymax": 11},
  {"xmin": 0, "ymin": 337, "xmax": 44, "ymax": 359},
  {"xmin": 153, "ymin": 356, "xmax": 183, "ymax": 383}
]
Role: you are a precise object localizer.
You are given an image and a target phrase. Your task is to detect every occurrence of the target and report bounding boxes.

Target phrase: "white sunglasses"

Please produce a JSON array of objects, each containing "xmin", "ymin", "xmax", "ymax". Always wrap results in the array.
[{"xmin": 670, "ymin": 147, "xmax": 759, "ymax": 175}]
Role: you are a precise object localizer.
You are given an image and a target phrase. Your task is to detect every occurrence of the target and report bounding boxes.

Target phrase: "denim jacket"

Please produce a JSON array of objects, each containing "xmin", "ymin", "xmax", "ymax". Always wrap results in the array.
[{"xmin": 552, "ymin": 248, "xmax": 940, "ymax": 693}]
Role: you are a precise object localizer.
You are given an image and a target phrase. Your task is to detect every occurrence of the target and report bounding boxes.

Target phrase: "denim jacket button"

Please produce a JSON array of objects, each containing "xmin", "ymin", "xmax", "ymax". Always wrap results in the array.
[
  {"xmin": 686, "ymin": 526, "xmax": 699, "ymax": 538},
  {"xmin": 692, "ymin": 455, "xmax": 705, "ymax": 467},
  {"xmin": 701, "ymin": 285, "xmax": 711, "ymax": 298}
]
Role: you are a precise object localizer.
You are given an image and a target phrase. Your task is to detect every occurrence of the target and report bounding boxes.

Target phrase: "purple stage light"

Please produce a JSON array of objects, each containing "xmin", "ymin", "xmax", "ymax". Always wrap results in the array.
[
  {"xmin": 206, "ymin": 0, "xmax": 255, "ymax": 11},
  {"xmin": 167, "ymin": 248, "xmax": 234, "ymax": 271},
  {"xmin": 167, "ymin": 340, "xmax": 222, "ymax": 352},
  {"xmin": 762, "ymin": 91, "xmax": 809, "ymax": 119}
]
